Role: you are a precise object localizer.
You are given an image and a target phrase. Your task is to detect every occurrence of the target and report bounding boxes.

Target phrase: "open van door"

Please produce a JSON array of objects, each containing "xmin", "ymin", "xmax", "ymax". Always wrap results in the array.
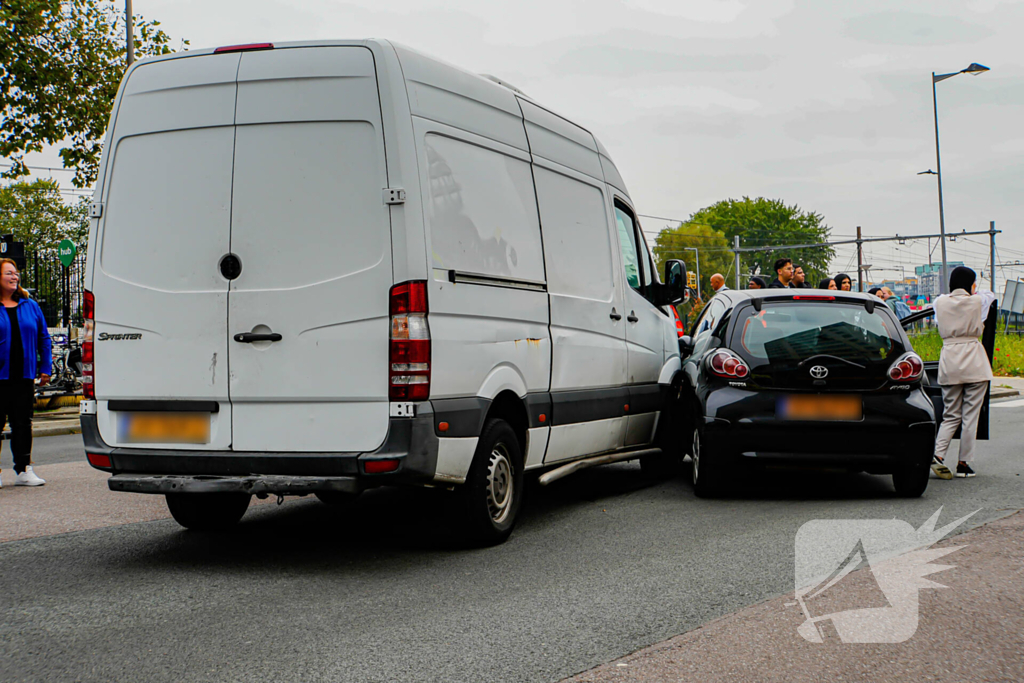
[{"xmin": 902, "ymin": 301, "xmax": 998, "ymax": 439}]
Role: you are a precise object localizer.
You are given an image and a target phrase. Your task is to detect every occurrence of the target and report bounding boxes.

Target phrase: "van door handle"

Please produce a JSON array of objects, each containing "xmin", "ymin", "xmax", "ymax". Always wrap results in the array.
[
  {"xmin": 234, "ymin": 332, "xmax": 283, "ymax": 343},
  {"xmin": 627, "ymin": 311, "xmax": 639, "ymax": 323},
  {"xmin": 609, "ymin": 308, "xmax": 622, "ymax": 321}
]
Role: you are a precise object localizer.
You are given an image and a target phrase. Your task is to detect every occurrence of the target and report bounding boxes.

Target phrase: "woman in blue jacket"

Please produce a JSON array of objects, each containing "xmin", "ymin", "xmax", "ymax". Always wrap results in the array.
[{"xmin": 1, "ymin": 258, "xmax": 52, "ymax": 487}]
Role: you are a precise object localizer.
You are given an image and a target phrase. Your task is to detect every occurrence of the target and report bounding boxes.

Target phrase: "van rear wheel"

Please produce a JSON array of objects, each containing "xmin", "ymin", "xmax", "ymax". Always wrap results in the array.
[
  {"xmin": 166, "ymin": 493, "xmax": 251, "ymax": 532},
  {"xmin": 458, "ymin": 418, "xmax": 524, "ymax": 546}
]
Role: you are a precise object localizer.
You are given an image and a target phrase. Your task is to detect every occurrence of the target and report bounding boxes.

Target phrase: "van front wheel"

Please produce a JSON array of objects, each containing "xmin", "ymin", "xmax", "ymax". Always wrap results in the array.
[
  {"xmin": 166, "ymin": 493, "xmax": 251, "ymax": 532},
  {"xmin": 458, "ymin": 419, "xmax": 524, "ymax": 546}
]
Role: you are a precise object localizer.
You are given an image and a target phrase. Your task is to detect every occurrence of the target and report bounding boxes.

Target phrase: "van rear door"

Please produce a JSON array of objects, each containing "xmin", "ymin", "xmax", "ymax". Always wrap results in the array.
[
  {"xmin": 92, "ymin": 53, "xmax": 241, "ymax": 450},
  {"xmin": 227, "ymin": 47, "xmax": 393, "ymax": 452}
]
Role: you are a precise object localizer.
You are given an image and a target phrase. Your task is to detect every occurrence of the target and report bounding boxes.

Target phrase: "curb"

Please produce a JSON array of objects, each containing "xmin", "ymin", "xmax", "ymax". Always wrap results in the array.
[{"xmin": 991, "ymin": 388, "xmax": 1019, "ymax": 399}]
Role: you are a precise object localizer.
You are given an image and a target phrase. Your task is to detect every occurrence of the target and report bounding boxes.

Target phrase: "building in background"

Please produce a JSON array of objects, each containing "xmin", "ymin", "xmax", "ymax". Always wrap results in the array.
[{"xmin": 915, "ymin": 261, "xmax": 965, "ymax": 301}]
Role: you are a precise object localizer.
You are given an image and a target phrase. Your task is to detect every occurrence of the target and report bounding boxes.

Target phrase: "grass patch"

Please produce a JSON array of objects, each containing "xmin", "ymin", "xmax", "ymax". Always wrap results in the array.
[{"xmin": 907, "ymin": 329, "xmax": 1024, "ymax": 377}]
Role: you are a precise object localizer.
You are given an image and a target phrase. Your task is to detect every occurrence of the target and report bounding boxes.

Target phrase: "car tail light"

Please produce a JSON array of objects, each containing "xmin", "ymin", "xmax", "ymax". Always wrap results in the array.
[
  {"xmin": 82, "ymin": 290, "xmax": 94, "ymax": 400},
  {"xmin": 670, "ymin": 306, "xmax": 684, "ymax": 338},
  {"xmin": 793, "ymin": 295, "xmax": 835, "ymax": 301},
  {"xmin": 389, "ymin": 281, "xmax": 430, "ymax": 400},
  {"xmin": 213, "ymin": 43, "xmax": 274, "ymax": 54},
  {"xmin": 888, "ymin": 352, "xmax": 924, "ymax": 381},
  {"xmin": 708, "ymin": 349, "xmax": 750, "ymax": 379}
]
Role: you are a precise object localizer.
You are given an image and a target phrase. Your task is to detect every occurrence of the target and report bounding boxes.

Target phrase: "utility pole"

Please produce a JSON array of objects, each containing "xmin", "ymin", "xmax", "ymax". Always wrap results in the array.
[
  {"xmin": 734, "ymin": 235, "xmax": 741, "ymax": 289},
  {"xmin": 990, "ymin": 220, "xmax": 997, "ymax": 292},
  {"xmin": 126, "ymin": 0, "xmax": 135, "ymax": 67},
  {"xmin": 856, "ymin": 225, "xmax": 864, "ymax": 292}
]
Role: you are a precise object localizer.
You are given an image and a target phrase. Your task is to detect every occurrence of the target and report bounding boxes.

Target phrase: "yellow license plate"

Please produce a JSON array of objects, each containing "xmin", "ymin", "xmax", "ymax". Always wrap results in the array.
[
  {"xmin": 779, "ymin": 395, "xmax": 862, "ymax": 421},
  {"xmin": 119, "ymin": 412, "xmax": 210, "ymax": 444}
]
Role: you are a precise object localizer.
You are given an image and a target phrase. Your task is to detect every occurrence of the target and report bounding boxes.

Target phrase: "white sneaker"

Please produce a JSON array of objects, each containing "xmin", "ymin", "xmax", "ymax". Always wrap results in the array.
[{"xmin": 15, "ymin": 466, "xmax": 45, "ymax": 486}]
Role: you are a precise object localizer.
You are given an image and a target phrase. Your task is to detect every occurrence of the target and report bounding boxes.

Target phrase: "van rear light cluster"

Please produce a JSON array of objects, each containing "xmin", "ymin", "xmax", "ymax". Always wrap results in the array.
[
  {"xmin": 708, "ymin": 349, "xmax": 750, "ymax": 379},
  {"xmin": 389, "ymin": 281, "xmax": 430, "ymax": 400},
  {"xmin": 889, "ymin": 352, "xmax": 924, "ymax": 381},
  {"xmin": 82, "ymin": 290, "xmax": 95, "ymax": 400},
  {"xmin": 213, "ymin": 43, "xmax": 274, "ymax": 54}
]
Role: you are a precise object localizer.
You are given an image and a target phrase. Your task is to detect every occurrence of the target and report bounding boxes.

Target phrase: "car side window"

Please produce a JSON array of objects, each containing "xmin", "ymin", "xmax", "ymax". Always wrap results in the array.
[{"xmin": 691, "ymin": 299, "xmax": 727, "ymax": 356}]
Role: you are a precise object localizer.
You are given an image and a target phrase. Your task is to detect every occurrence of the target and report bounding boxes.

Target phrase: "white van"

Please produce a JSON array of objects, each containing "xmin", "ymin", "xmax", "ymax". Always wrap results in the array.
[{"xmin": 80, "ymin": 40, "xmax": 688, "ymax": 544}]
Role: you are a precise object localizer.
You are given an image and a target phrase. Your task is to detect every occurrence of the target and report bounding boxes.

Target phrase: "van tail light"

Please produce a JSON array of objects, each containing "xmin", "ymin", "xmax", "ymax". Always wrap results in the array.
[
  {"xmin": 389, "ymin": 281, "xmax": 430, "ymax": 401},
  {"xmin": 707, "ymin": 349, "xmax": 750, "ymax": 379},
  {"xmin": 213, "ymin": 43, "xmax": 274, "ymax": 54},
  {"xmin": 82, "ymin": 290, "xmax": 95, "ymax": 400},
  {"xmin": 888, "ymin": 352, "xmax": 924, "ymax": 382},
  {"xmin": 670, "ymin": 306, "xmax": 684, "ymax": 338}
]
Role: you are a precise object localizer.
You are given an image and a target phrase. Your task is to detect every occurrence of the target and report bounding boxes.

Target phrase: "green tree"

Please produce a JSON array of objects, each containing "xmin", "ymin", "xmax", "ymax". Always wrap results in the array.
[
  {"xmin": 686, "ymin": 197, "xmax": 835, "ymax": 285},
  {"xmin": 652, "ymin": 221, "xmax": 733, "ymax": 301},
  {"xmin": 1, "ymin": 0, "xmax": 184, "ymax": 187},
  {"xmin": 0, "ymin": 178, "xmax": 89, "ymax": 253}
]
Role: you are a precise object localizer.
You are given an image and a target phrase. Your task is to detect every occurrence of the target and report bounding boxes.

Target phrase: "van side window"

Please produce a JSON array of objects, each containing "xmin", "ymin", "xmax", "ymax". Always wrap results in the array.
[
  {"xmin": 534, "ymin": 167, "xmax": 615, "ymax": 301},
  {"xmin": 424, "ymin": 134, "xmax": 545, "ymax": 283}
]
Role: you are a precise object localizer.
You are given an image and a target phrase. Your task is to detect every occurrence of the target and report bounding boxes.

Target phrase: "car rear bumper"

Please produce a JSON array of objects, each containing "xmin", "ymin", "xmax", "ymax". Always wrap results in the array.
[
  {"xmin": 701, "ymin": 386, "xmax": 936, "ymax": 473},
  {"xmin": 81, "ymin": 403, "xmax": 440, "ymax": 491}
]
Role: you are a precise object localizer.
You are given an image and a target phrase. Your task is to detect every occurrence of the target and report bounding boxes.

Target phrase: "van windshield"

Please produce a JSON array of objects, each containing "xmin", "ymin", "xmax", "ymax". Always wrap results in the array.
[{"xmin": 732, "ymin": 301, "xmax": 905, "ymax": 366}]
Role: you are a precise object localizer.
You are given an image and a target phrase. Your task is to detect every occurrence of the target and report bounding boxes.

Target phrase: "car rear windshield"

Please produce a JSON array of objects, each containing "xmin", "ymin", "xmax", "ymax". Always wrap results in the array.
[{"xmin": 731, "ymin": 301, "xmax": 905, "ymax": 365}]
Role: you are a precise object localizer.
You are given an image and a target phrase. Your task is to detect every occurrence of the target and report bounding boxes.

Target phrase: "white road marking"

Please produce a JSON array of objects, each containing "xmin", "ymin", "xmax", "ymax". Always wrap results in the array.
[{"xmin": 991, "ymin": 398, "xmax": 1024, "ymax": 408}]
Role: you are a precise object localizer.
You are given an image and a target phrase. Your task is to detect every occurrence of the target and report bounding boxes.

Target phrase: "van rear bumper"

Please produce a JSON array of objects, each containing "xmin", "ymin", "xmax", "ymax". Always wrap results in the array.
[
  {"xmin": 80, "ymin": 403, "xmax": 439, "ymax": 488},
  {"xmin": 108, "ymin": 473, "xmax": 362, "ymax": 496}
]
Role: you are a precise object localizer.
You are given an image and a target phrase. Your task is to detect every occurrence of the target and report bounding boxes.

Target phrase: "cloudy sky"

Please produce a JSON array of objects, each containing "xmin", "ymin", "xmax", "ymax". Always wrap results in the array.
[{"xmin": 27, "ymin": 0, "xmax": 1024, "ymax": 284}]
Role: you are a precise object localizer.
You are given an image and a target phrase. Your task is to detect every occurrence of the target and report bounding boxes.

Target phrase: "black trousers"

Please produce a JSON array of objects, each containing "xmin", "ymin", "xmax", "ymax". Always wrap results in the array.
[{"xmin": 0, "ymin": 379, "xmax": 34, "ymax": 474}]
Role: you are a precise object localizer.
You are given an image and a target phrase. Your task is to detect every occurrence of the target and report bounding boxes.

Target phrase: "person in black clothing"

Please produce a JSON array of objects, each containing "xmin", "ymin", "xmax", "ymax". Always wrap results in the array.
[
  {"xmin": 834, "ymin": 273, "xmax": 853, "ymax": 291},
  {"xmin": 817, "ymin": 277, "xmax": 837, "ymax": 290},
  {"xmin": 748, "ymin": 276, "xmax": 767, "ymax": 290},
  {"xmin": 769, "ymin": 258, "xmax": 794, "ymax": 288},
  {"xmin": 1, "ymin": 258, "xmax": 52, "ymax": 488}
]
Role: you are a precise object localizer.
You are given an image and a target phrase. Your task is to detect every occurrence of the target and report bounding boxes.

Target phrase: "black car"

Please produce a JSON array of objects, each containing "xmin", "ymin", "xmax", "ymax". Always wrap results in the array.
[{"xmin": 675, "ymin": 289, "xmax": 935, "ymax": 497}]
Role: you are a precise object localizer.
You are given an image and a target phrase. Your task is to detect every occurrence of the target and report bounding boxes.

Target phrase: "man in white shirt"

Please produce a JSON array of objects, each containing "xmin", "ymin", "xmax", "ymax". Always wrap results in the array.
[{"xmin": 710, "ymin": 273, "xmax": 728, "ymax": 295}]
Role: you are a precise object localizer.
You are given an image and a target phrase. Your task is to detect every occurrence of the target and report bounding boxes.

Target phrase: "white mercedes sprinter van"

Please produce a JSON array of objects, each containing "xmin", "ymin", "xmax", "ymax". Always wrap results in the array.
[{"xmin": 80, "ymin": 40, "xmax": 688, "ymax": 544}]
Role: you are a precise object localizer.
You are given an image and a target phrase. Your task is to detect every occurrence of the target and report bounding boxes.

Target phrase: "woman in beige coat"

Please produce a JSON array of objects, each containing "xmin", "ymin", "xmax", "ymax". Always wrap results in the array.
[{"xmin": 931, "ymin": 266, "xmax": 996, "ymax": 479}]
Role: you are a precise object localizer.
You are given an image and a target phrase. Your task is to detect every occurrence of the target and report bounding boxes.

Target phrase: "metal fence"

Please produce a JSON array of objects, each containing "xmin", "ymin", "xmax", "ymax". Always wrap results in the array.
[{"xmin": 21, "ymin": 249, "xmax": 87, "ymax": 328}]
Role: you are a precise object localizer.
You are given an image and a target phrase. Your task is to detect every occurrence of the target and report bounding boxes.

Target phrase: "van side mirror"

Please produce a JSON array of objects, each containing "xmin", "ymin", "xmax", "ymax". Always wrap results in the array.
[{"xmin": 661, "ymin": 259, "xmax": 687, "ymax": 305}]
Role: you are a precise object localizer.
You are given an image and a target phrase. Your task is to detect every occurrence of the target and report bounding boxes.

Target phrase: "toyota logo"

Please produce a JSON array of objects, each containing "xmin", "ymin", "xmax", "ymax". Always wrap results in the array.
[{"xmin": 809, "ymin": 365, "xmax": 829, "ymax": 379}]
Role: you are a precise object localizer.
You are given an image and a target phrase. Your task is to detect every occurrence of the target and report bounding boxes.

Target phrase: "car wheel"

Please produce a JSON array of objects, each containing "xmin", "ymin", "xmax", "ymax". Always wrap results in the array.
[
  {"xmin": 458, "ymin": 418, "xmax": 524, "ymax": 546},
  {"xmin": 165, "ymin": 493, "xmax": 251, "ymax": 531},
  {"xmin": 691, "ymin": 426, "xmax": 722, "ymax": 498},
  {"xmin": 315, "ymin": 491, "xmax": 361, "ymax": 508},
  {"xmin": 892, "ymin": 459, "xmax": 930, "ymax": 498}
]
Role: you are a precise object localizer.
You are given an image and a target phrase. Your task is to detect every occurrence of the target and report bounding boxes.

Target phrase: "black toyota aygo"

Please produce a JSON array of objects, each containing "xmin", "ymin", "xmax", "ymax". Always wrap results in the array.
[{"xmin": 675, "ymin": 289, "xmax": 937, "ymax": 497}]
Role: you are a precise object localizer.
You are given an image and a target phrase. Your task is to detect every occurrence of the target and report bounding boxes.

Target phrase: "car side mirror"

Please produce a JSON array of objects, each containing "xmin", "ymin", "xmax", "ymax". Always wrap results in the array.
[
  {"xmin": 679, "ymin": 334, "xmax": 694, "ymax": 357},
  {"xmin": 662, "ymin": 259, "xmax": 687, "ymax": 305}
]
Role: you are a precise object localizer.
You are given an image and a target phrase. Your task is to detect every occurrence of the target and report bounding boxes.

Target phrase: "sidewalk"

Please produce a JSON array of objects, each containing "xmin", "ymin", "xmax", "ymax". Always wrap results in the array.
[{"xmin": 567, "ymin": 510, "xmax": 1024, "ymax": 683}]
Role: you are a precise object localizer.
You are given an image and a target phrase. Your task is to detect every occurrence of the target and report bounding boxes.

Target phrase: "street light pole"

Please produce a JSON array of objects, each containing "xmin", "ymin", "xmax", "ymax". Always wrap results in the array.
[
  {"xmin": 126, "ymin": 0, "xmax": 135, "ymax": 67},
  {"xmin": 931, "ymin": 72, "xmax": 949, "ymax": 295},
  {"xmin": 928, "ymin": 62, "xmax": 990, "ymax": 294}
]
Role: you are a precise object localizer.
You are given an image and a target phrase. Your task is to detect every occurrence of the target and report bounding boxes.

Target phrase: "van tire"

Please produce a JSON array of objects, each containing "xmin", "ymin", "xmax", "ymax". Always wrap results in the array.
[
  {"xmin": 458, "ymin": 418, "xmax": 524, "ymax": 546},
  {"xmin": 165, "ymin": 493, "xmax": 251, "ymax": 532},
  {"xmin": 892, "ymin": 459, "xmax": 930, "ymax": 498},
  {"xmin": 315, "ymin": 491, "xmax": 361, "ymax": 508}
]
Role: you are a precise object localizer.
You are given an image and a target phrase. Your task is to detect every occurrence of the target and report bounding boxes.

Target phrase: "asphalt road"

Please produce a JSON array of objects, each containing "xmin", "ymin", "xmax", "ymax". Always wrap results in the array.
[{"xmin": 2, "ymin": 403, "xmax": 1023, "ymax": 683}]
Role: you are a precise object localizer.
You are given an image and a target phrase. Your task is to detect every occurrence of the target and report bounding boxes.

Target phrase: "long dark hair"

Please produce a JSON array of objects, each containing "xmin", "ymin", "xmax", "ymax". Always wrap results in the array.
[{"xmin": 0, "ymin": 258, "xmax": 30, "ymax": 301}]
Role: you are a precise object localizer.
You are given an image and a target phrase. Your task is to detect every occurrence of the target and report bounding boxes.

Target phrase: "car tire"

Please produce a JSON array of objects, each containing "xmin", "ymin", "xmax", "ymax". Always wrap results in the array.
[
  {"xmin": 892, "ymin": 459, "xmax": 930, "ymax": 498},
  {"xmin": 315, "ymin": 491, "xmax": 361, "ymax": 508},
  {"xmin": 691, "ymin": 426, "xmax": 723, "ymax": 498},
  {"xmin": 458, "ymin": 418, "xmax": 524, "ymax": 547},
  {"xmin": 165, "ymin": 493, "xmax": 251, "ymax": 531}
]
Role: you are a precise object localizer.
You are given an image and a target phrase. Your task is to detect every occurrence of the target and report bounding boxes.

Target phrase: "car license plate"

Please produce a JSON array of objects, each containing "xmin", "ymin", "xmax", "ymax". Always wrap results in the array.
[
  {"xmin": 778, "ymin": 395, "xmax": 862, "ymax": 421},
  {"xmin": 119, "ymin": 412, "xmax": 210, "ymax": 444}
]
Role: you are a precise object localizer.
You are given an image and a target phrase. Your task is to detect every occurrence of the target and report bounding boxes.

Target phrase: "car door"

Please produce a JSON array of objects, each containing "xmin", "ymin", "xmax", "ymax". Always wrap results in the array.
[
  {"xmin": 902, "ymin": 302, "xmax": 997, "ymax": 439},
  {"xmin": 611, "ymin": 198, "xmax": 667, "ymax": 445}
]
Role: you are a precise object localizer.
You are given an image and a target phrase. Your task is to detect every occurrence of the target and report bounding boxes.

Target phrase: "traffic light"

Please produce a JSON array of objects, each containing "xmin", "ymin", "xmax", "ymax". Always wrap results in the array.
[{"xmin": 687, "ymin": 271, "xmax": 697, "ymax": 288}]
